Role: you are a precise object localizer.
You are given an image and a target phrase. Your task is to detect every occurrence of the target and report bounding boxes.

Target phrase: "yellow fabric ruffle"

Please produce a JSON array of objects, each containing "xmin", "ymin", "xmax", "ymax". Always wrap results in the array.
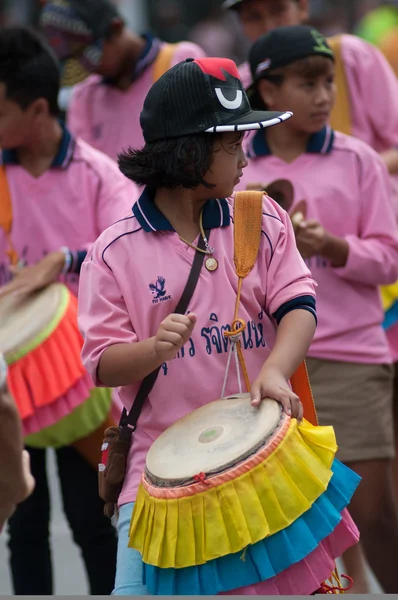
[
  {"xmin": 381, "ymin": 282, "xmax": 398, "ymax": 312},
  {"xmin": 129, "ymin": 418, "xmax": 337, "ymax": 568}
]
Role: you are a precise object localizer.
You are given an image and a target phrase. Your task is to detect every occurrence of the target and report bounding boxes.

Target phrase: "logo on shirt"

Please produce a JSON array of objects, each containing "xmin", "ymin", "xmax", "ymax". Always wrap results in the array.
[{"xmin": 149, "ymin": 276, "xmax": 172, "ymax": 304}]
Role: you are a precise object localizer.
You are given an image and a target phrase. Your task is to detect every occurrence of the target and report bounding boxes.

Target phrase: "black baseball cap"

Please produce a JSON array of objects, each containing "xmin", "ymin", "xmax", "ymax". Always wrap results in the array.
[
  {"xmin": 140, "ymin": 57, "xmax": 292, "ymax": 143},
  {"xmin": 249, "ymin": 25, "xmax": 334, "ymax": 85}
]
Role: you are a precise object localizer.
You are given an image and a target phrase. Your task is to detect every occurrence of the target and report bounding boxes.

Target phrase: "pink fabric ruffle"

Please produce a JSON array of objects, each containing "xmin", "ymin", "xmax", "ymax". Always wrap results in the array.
[{"xmin": 220, "ymin": 508, "xmax": 359, "ymax": 596}]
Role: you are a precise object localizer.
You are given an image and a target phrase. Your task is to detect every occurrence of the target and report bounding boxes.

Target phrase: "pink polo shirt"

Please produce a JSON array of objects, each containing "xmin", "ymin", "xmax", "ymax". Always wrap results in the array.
[
  {"xmin": 239, "ymin": 127, "xmax": 398, "ymax": 364},
  {"xmin": 67, "ymin": 41, "xmax": 206, "ymax": 161},
  {"xmin": 240, "ymin": 34, "xmax": 398, "ymax": 152},
  {"xmin": 0, "ymin": 126, "xmax": 138, "ymax": 297},
  {"xmin": 78, "ymin": 188, "xmax": 316, "ymax": 503}
]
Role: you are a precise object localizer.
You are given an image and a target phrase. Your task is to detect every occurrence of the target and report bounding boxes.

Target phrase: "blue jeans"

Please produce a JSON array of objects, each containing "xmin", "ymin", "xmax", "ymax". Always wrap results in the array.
[{"xmin": 112, "ymin": 502, "xmax": 148, "ymax": 596}]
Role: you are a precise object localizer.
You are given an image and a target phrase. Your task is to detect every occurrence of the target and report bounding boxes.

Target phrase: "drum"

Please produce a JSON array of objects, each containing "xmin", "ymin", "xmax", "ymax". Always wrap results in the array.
[
  {"xmin": 129, "ymin": 394, "xmax": 360, "ymax": 595},
  {"xmin": 0, "ymin": 283, "xmax": 114, "ymax": 468}
]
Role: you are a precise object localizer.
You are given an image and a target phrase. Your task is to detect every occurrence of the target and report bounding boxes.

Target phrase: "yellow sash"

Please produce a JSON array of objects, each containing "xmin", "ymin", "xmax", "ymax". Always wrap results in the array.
[
  {"xmin": 0, "ymin": 165, "xmax": 18, "ymax": 266},
  {"xmin": 152, "ymin": 43, "xmax": 180, "ymax": 83},
  {"xmin": 327, "ymin": 35, "xmax": 352, "ymax": 136}
]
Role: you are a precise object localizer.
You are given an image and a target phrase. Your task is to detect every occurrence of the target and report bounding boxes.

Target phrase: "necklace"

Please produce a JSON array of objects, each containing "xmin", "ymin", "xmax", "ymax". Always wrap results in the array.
[{"xmin": 178, "ymin": 209, "xmax": 218, "ymax": 272}]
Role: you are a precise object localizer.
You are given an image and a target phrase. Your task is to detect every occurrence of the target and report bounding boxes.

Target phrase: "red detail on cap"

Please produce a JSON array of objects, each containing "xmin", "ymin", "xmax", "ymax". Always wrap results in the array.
[{"xmin": 194, "ymin": 58, "xmax": 241, "ymax": 82}]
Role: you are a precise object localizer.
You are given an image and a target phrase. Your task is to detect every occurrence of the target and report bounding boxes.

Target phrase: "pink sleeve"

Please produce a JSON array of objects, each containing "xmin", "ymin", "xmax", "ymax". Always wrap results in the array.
[
  {"xmin": 264, "ymin": 197, "xmax": 317, "ymax": 317},
  {"xmin": 344, "ymin": 35, "xmax": 398, "ymax": 148},
  {"xmin": 170, "ymin": 41, "xmax": 206, "ymax": 66},
  {"xmin": 334, "ymin": 150, "xmax": 398, "ymax": 286},
  {"xmin": 94, "ymin": 161, "xmax": 140, "ymax": 235},
  {"xmin": 66, "ymin": 85, "xmax": 89, "ymax": 142},
  {"xmin": 78, "ymin": 252, "xmax": 137, "ymax": 386}
]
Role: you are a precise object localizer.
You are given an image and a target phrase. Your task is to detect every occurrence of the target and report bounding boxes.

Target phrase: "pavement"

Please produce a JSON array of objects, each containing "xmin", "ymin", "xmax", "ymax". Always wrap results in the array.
[
  {"xmin": 0, "ymin": 450, "xmax": 89, "ymax": 595},
  {"xmin": 0, "ymin": 450, "xmax": 384, "ymax": 595}
]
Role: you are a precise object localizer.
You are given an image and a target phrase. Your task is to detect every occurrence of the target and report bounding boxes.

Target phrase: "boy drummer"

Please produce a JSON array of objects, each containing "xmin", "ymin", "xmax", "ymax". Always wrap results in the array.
[
  {"xmin": 238, "ymin": 25, "xmax": 398, "ymax": 593},
  {"xmin": 0, "ymin": 27, "xmax": 137, "ymax": 595},
  {"xmin": 39, "ymin": 0, "xmax": 206, "ymax": 162}
]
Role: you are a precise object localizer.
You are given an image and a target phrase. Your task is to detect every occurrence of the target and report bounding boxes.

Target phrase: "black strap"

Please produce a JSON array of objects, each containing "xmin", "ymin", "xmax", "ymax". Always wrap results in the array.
[{"xmin": 120, "ymin": 230, "xmax": 210, "ymax": 429}]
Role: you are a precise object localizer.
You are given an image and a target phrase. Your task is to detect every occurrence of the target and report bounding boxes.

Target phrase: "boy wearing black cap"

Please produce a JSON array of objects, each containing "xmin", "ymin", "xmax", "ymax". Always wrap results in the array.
[
  {"xmin": 239, "ymin": 25, "xmax": 398, "ymax": 594},
  {"xmin": 39, "ymin": 0, "xmax": 206, "ymax": 162},
  {"xmin": 223, "ymin": 0, "xmax": 398, "ymax": 177}
]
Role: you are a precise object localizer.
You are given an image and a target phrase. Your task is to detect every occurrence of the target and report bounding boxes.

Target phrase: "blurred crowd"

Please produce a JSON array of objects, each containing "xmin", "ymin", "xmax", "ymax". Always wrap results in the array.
[{"xmin": 1, "ymin": 0, "xmax": 398, "ymax": 63}]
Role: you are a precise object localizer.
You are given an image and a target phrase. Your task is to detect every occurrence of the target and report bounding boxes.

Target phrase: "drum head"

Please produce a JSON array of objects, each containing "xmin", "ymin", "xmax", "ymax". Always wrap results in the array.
[
  {"xmin": 0, "ymin": 283, "xmax": 65, "ymax": 357},
  {"xmin": 146, "ymin": 394, "xmax": 283, "ymax": 485}
]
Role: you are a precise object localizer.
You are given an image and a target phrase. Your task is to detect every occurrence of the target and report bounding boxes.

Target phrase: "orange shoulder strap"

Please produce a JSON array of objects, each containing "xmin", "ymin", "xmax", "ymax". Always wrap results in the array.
[
  {"xmin": 0, "ymin": 165, "xmax": 18, "ymax": 266},
  {"xmin": 152, "ymin": 43, "xmax": 180, "ymax": 83},
  {"xmin": 233, "ymin": 191, "xmax": 318, "ymax": 425},
  {"xmin": 327, "ymin": 35, "xmax": 352, "ymax": 136}
]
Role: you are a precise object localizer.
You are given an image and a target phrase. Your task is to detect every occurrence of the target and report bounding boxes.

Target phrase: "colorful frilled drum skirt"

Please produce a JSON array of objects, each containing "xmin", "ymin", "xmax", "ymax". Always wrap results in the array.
[
  {"xmin": 129, "ymin": 394, "xmax": 360, "ymax": 595},
  {"xmin": 0, "ymin": 283, "xmax": 113, "ymax": 467}
]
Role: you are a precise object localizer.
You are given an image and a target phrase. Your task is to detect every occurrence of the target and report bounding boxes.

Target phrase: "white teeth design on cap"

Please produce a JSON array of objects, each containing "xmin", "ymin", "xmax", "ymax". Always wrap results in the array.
[
  {"xmin": 215, "ymin": 88, "xmax": 243, "ymax": 110},
  {"xmin": 204, "ymin": 110, "xmax": 293, "ymax": 133}
]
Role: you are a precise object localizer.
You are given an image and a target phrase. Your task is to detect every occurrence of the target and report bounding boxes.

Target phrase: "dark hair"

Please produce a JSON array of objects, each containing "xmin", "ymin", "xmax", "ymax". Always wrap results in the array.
[
  {"xmin": 250, "ymin": 55, "xmax": 334, "ymax": 109},
  {"xmin": 0, "ymin": 27, "xmax": 60, "ymax": 115},
  {"xmin": 118, "ymin": 134, "xmax": 220, "ymax": 190}
]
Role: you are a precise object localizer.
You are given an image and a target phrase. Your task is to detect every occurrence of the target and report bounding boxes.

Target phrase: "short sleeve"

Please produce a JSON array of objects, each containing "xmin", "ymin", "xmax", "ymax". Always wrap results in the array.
[
  {"xmin": 343, "ymin": 35, "xmax": 398, "ymax": 149},
  {"xmin": 333, "ymin": 147, "xmax": 398, "ymax": 286},
  {"xmin": 78, "ymin": 251, "xmax": 137, "ymax": 386},
  {"xmin": 67, "ymin": 84, "xmax": 90, "ymax": 142},
  {"xmin": 94, "ymin": 158, "xmax": 140, "ymax": 235}
]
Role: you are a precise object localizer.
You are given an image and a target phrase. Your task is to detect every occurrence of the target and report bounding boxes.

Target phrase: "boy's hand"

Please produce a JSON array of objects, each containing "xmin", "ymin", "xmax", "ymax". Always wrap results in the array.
[
  {"xmin": 0, "ymin": 252, "xmax": 66, "ymax": 298},
  {"xmin": 154, "ymin": 313, "xmax": 197, "ymax": 362},
  {"xmin": 251, "ymin": 365, "xmax": 303, "ymax": 421},
  {"xmin": 295, "ymin": 219, "xmax": 328, "ymax": 259}
]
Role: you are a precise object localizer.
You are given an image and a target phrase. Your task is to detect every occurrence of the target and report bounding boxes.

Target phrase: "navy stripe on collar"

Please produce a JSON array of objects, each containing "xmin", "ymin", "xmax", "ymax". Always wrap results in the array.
[
  {"xmin": 247, "ymin": 125, "xmax": 335, "ymax": 158},
  {"xmin": 132, "ymin": 187, "xmax": 231, "ymax": 233},
  {"xmin": 1, "ymin": 123, "xmax": 75, "ymax": 169}
]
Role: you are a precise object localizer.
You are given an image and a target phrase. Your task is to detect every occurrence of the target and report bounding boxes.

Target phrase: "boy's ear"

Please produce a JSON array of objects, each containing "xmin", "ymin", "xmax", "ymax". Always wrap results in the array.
[
  {"xmin": 28, "ymin": 98, "xmax": 50, "ymax": 119},
  {"xmin": 257, "ymin": 79, "xmax": 279, "ymax": 111}
]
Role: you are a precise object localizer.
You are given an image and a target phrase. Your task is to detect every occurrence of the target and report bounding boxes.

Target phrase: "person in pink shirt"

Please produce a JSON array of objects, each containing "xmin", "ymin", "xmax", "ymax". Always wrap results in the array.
[
  {"xmin": 238, "ymin": 25, "xmax": 398, "ymax": 594},
  {"xmin": 223, "ymin": 0, "xmax": 398, "ymax": 174},
  {"xmin": 223, "ymin": 0, "xmax": 398, "ymax": 589},
  {"xmin": 39, "ymin": 0, "xmax": 206, "ymax": 162},
  {"xmin": 0, "ymin": 28, "xmax": 138, "ymax": 596},
  {"xmin": 76, "ymin": 55, "xmax": 352, "ymax": 594}
]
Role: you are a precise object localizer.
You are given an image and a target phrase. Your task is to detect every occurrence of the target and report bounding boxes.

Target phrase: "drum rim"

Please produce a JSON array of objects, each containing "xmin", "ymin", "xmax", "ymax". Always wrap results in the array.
[
  {"xmin": 145, "ymin": 399, "xmax": 285, "ymax": 488},
  {"xmin": 1, "ymin": 283, "xmax": 69, "ymax": 363}
]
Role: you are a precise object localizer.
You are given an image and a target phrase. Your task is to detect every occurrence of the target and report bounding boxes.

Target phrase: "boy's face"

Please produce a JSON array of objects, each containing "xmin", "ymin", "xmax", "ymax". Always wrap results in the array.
[
  {"xmin": 237, "ymin": 0, "xmax": 309, "ymax": 42},
  {"xmin": 0, "ymin": 84, "xmax": 33, "ymax": 149},
  {"xmin": 259, "ymin": 60, "xmax": 335, "ymax": 134},
  {"xmin": 205, "ymin": 132, "xmax": 248, "ymax": 197}
]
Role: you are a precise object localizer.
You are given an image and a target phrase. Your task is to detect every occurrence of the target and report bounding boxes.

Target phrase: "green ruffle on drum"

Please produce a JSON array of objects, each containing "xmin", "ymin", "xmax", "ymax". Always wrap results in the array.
[{"xmin": 25, "ymin": 386, "xmax": 112, "ymax": 448}]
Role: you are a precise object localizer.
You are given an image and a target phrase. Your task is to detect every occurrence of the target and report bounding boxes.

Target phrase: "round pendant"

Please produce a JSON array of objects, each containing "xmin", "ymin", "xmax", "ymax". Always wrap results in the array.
[{"xmin": 205, "ymin": 257, "xmax": 218, "ymax": 272}]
